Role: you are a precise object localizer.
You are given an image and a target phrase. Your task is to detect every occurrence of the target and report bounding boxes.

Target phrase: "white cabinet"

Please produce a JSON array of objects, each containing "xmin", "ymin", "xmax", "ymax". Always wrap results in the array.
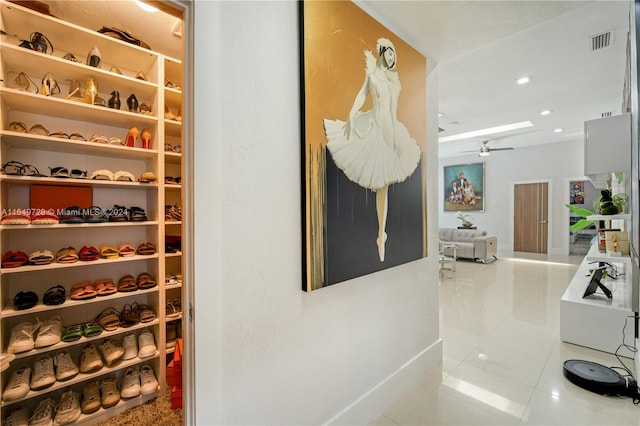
[
  {"xmin": 584, "ymin": 113, "xmax": 631, "ymax": 186},
  {"xmin": 0, "ymin": 1, "xmax": 184, "ymax": 422}
]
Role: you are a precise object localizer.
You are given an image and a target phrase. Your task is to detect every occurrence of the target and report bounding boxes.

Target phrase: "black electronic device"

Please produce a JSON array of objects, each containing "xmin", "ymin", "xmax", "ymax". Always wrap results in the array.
[
  {"xmin": 583, "ymin": 265, "xmax": 612, "ymax": 299},
  {"xmin": 563, "ymin": 360, "xmax": 638, "ymax": 398}
]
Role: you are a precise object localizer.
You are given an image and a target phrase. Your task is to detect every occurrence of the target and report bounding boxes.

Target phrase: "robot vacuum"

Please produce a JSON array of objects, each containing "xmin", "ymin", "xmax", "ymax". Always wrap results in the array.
[{"xmin": 563, "ymin": 360, "xmax": 638, "ymax": 398}]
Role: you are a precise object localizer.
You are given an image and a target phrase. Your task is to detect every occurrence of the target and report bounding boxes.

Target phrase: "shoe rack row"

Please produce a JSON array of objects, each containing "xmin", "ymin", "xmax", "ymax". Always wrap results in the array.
[{"xmin": 0, "ymin": 1, "xmax": 184, "ymax": 423}]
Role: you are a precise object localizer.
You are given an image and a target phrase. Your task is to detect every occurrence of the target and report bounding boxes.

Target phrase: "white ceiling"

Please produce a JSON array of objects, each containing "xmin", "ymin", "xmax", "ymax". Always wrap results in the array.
[{"xmin": 362, "ymin": 0, "xmax": 631, "ymax": 158}]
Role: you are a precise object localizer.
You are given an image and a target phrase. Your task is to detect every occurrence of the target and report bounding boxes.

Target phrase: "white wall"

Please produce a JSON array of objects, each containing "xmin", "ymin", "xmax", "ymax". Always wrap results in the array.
[
  {"xmin": 439, "ymin": 139, "xmax": 584, "ymax": 255},
  {"xmin": 193, "ymin": 1, "xmax": 442, "ymax": 424}
]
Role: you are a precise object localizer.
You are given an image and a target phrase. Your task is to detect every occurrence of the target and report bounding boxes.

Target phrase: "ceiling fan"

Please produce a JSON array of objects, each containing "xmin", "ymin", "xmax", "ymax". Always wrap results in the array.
[{"xmin": 463, "ymin": 140, "xmax": 515, "ymax": 157}]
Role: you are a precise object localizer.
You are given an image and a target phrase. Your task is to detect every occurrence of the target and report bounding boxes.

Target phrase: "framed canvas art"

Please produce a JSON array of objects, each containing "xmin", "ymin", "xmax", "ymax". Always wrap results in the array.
[
  {"xmin": 443, "ymin": 163, "xmax": 485, "ymax": 212},
  {"xmin": 300, "ymin": 1, "xmax": 428, "ymax": 292}
]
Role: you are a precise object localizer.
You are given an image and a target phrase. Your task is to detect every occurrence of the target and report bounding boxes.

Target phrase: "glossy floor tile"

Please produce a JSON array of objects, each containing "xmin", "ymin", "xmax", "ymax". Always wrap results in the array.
[{"xmin": 372, "ymin": 252, "xmax": 640, "ymax": 425}]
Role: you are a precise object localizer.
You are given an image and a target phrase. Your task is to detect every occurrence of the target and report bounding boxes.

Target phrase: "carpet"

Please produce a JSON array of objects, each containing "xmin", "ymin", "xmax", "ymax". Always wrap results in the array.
[{"xmin": 96, "ymin": 393, "xmax": 183, "ymax": 426}]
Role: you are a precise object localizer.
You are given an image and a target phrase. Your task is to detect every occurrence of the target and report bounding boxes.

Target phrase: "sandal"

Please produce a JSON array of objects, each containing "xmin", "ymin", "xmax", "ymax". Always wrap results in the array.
[
  {"xmin": 91, "ymin": 169, "xmax": 114, "ymax": 180},
  {"xmin": 43, "ymin": 285, "xmax": 66, "ymax": 306},
  {"xmin": 114, "ymin": 170, "xmax": 135, "ymax": 182},
  {"xmin": 70, "ymin": 169, "xmax": 87, "ymax": 179},
  {"xmin": 69, "ymin": 133, "xmax": 87, "ymax": 141},
  {"xmin": 138, "ymin": 171, "xmax": 157, "ymax": 183},
  {"xmin": 1, "ymin": 209, "xmax": 31, "ymax": 225},
  {"xmin": 14, "ymin": 291, "xmax": 38, "ymax": 310},
  {"xmin": 29, "ymin": 249, "xmax": 54, "ymax": 265},
  {"xmin": 29, "ymin": 124, "xmax": 49, "ymax": 136},
  {"xmin": 90, "ymin": 134, "xmax": 109, "ymax": 144},
  {"xmin": 8, "ymin": 122, "xmax": 27, "ymax": 133},
  {"xmin": 117, "ymin": 274, "xmax": 138, "ymax": 292},
  {"xmin": 49, "ymin": 166, "xmax": 70, "ymax": 178},
  {"xmin": 1, "ymin": 250, "xmax": 29, "ymax": 268},
  {"xmin": 78, "ymin": 246, "xmax": 99, "ymax": 261},
  {"xmin": 107, "ymin": 205, "xmax": 128, "ymax": 222},
  {"xmin": 119, "ymin": 304, "xmax": 139, "ymax": 327},
  {"xmin": 83, "ymin": 206, "xmax": 107, "ymax": 223},
  {"xmin": 82, "ymin": 321, "xmax": 104, "ymax": 337},
  {"xmin": 94, "ymin": 278, "xmax": 117, "ymax": 296},
  {"xmin": 137, "ymin": 242, "xmax": 156, "ymax": 255},
  {"xmin": 166, "ymin": 301, "xmax": 179, "ymax": 319},
  {"xmin": 129, "ymin": 206, "xmax": 147, "ymax": 222},
  {"xmin": 2, "ymin": 161, "xmax": 25, "ymax": 175},
  {"xmin": 31, "ymin": 209, "xmax": 58, "ymax": 225},
  {"xmin": 100, "ymin": 246, "xmax": 119, "ymax": 259},
  {"xmin": 60, "ymin": 206, "xmax": 84, "ymax": 224},
  {"xmin": 134, "ymin": 303, "xmax": 157, "ymax": 323},
  {"xmin": 19, "ymin": 164, "xmax": 47, "ymax": 177},
  {"xmin": 56, "ymin": 247, "xmax": 79, "ymax": 263},
  {"xmin": 136, "ymin": 272, "xmax": 156, "ymax": 289},
  {"xmin": 96, "ymin": 308, "xmax": 121, "ymax": 331},
  {"xmin": 118, "ymin": 244, "xmax": 136, "ymax": 257},
  {"xmin": 61, "ymin": 323, "xmax": 84, "ymax": 342},
  {"xmin": 70, "ymin": 281, "xmax": 97, "ymax": 300}
]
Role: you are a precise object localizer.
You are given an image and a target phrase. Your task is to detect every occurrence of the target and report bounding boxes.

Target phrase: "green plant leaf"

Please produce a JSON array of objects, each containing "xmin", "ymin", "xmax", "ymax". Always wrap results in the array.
[
  {"xmin": 570, "ymin": 219, "xmax": 594, "ymax": 232},
  {"xmin": 565, "ymin": 204, "xmax": 595, "ymax": 218}
]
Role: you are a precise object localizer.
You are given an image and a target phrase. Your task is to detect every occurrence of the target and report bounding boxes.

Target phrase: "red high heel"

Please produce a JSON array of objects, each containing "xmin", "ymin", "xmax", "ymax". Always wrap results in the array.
[
  {"xmin": 140, "ymin": 128, "xmax": 152, "ymax": 149},
  {"xmin": 125, "ymin": 126, "xmax": 139, "ymax": 148}
]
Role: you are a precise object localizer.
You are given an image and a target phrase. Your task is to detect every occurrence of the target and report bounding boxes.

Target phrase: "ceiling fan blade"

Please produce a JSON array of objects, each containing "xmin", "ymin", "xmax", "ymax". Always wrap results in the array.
[{"xmin": 488, "ymin": 147, "xmax": 514, "ymax": 151}]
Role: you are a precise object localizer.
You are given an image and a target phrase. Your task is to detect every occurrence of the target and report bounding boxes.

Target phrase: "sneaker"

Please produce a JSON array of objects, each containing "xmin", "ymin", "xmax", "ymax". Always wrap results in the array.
[
  {"xmin": 100, "ymin": 377, "xmax": 120, "ymax": 409},
  {"xmin": 139, "ymin": 364, "xmax": 158, "ymax": 395},
  {"xmin": 121, "ymin": 333, "xmax": 138, "ymax": 360},
  {"xmin": 29, "ymin": 398, "xmax": 56, "ymax": 426},
  {"xmin": 4, "ymin": 406, "xmax": 30, "ymax": 426},
  {"xmin": 120, "ymin": 367, "xmax": 141, "ymax": 398},
  {"xmin": 54, "ymin": 390, "xmax": 81, "ymax": 425},
  {"xmin": 81, "ymin": 382, "xmax": 101, "ymax": 414},
  {"xmin": 137, "ymin": 330, "xmax": 157, "ymax": 358},
  {"xmin": 1, "ymin": 353, "xmax": 16, "ymax": 372},
  {"xmin": 30, "ymin": 355, "xmax": 55, "ymax": 391},
  {"xmin": 7, "ymin": 322, "xmax": 38, "ymax": 354},
  {"xmin": 2, "ymin": 365, "xmax": 31, "ymax": 401},
  {"xmin": 34, "ymin": 316, "xmax": 62, "ymax": 348},
  {"xmin": 79, "ymin": 345, "xmax": 103, "ymax": 373},
  {"xmin": 98, "ymin": 339, "xmax": 124, "ymax": 366},
  {"xmin": 80, "ymin": 381, "xmax": 101, "ymax": 415},
  {"xmin": 54, "ymin": 350, "xmax": 79, "ymax": 381}
]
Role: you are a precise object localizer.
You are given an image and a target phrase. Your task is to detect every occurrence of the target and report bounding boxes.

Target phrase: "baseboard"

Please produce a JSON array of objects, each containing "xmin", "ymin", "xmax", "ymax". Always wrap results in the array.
[{"xmin": 324, "ymin": 338, "xmax": 443, "ymax": 425}]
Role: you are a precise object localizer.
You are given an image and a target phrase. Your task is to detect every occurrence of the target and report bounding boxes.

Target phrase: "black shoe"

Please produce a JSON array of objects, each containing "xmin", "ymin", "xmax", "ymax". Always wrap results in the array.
[
  {"xmin": 127, "ymin": 94, "xmax": 138, "ymax": 112},
  {"xmin": 108, "ymin": 91, "xmax": 121, "ymax": 109}
]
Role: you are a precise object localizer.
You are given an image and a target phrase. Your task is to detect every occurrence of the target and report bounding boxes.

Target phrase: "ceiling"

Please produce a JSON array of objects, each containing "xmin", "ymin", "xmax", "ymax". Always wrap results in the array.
[{"xmin": 362, "ymin": 0, "xmax": 631, "ymax": 158}]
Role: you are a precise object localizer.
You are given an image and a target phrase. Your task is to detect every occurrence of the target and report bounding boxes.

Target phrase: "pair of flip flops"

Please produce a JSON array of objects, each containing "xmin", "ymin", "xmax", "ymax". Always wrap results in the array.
[
  {"xmin": 79, "ymin": 246, "xmax": 99, "ymax": 261},
  {"xmin": 1, "ymin": 209, "xmax": 31, "ymax": 225},
  {"xmin": 137, "ymin": 242, "xmax": 156, "ymax": 255},
  {"xmin": 43, "ymin": 285, "xmax": 66, "ymax": 305},
  {"xmin": 70, "ymin": 278, "xmax": 117, "ymax": 300},
  {"xmin": 117, "ymin": 273, "xmax": 156, "ymax": 292},
  {"xmin": 56, "ymin": 247, "xmax": 79, "ymax": 263},
  {"xmin": 1, "ymin": 251, "xmax": 29, "ymax": 268},
  {"xmin": 61, "ymin": 321, "xmax": 103, "ymax": 342},
  {"xmin": 100, "ymin": 246, "xmax": 119, "ymax": 259},
  {"xmin": 29, "ymin": 250, "xmax": 54, "ymax": 265}
]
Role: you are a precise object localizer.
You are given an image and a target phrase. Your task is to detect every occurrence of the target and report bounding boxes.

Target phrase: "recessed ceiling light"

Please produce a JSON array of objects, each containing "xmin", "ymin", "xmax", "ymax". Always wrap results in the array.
[
  {"xmin": 438, "ymin": 121, "xmax": 534, "ymax": 143},
  {"xmin": 517, "ymin": 76, "xmax": 530, "ymax": 85},
  {"xmin": 540, "ymin": 110, "xmax": 552, "ymax": 116},
  {"xmin": 135, "ymin": 0, "xmax": 158, "ymax": 12},
  {"xmin": 554, "ymin": 128, "xmax": 564, "ymax": 133}
]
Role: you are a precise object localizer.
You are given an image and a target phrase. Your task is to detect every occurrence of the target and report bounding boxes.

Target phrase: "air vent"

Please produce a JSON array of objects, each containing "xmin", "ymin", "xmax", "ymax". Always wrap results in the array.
[
  {"xmin": 590, "ymin": 30, "xmax": 614, "ymax": 51},
  {"xmin": 601, "ymin": 112, "xmax": 612, "ymax": 118}
]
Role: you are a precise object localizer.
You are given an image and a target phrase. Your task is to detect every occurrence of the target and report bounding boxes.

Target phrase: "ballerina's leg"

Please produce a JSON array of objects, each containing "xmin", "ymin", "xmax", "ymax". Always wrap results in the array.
[{"xmin": 376, "ymin": 186, "xmax": 389, "ymax": 262}]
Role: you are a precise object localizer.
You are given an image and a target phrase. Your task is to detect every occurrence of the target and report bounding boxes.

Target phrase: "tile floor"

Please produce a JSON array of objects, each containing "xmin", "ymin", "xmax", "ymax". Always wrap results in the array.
[{"xmin": 372, "ymin": 252, "xmax": 640, "ymax": 425}]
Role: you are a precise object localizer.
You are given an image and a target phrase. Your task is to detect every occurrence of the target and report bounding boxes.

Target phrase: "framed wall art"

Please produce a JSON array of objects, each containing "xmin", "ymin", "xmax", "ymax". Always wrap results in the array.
[
  {"xmin": 443, "ymin": 162, "xmax": 485, "ymax": 212},
  {"xmin": 300, "ymin": 1, "xmax": 428, "ymax": 292}
]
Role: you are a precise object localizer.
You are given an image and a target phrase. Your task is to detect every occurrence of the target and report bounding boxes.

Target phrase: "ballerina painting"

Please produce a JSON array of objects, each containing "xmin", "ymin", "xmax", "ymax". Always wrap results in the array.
[{"xmin": 301, "ymin": 0, "xmax": 427, "ymax": 291}]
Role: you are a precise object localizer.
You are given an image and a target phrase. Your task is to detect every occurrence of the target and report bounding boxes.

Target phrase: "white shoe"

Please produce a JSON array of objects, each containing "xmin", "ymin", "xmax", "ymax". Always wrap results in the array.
[
  {"xmin": 139, "ymin": 364, "xmax": 158, "ymax": 395},
  {"xmin": 2, "ymin": 365, "xmax": 31, "ymax": 401},
  {"xmin": 80, "ymin": 381, "xmax": 101, "ymax": 415},
  {"xmin": 120, "ymin": 367, "xmax": 141, "ymax": 398},
  {"xmin": 4, "ymin": 405, "xmax": 30, "ymax": 426},
  {"xmin": 54, "ymin": 350, "xmax": 79, "ymax": 381},
  {"xmin": 98, "ymin": 339, "xmax": 124, "ymax": 366},
  {"xmin": 29, "ymin": 397, "xmax": 56, "ymax": 426},
  {"xmin": 7, "ymin": 322, "xmax": 38, "ymax": 354},
  {"xmin": 79, "ymin": 345, "xmax": 103, "ymax": 373},
  {"xmin": 137, "ymin": 330, "xmax": 157, "ymax": 358},
  {"xmin": 54, "ymin": 390, "xmax": 81, "ymax": 425},
  {"xmin": 1, "ymin": 353, "xmax": 16, "ymax": 372},
  {"xmin": 30, "ymin": 355, "xmax": 55, "ymax": 391},
  {"xmin": 34, "ymin": 316, "xmax": 62, "ymax": 348},
  {"xmin": 100, "ymin": 377, "xmax": 120, "ymax": 409},
  {"xmin": 121, "ymin": 333, "xmax": 138, "ymax": 360}
]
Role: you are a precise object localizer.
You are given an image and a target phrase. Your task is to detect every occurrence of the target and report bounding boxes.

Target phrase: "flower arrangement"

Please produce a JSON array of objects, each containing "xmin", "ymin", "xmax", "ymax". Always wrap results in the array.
[{"xmin": 455, "ymin": 211, "xmax": 474, "ymax": 228}]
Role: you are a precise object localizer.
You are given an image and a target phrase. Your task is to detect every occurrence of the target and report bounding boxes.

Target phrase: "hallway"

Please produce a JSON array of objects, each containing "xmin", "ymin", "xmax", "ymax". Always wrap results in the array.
[{"xmin": 372, "ymin": 253, "xmax": 639, "ymax": 425}]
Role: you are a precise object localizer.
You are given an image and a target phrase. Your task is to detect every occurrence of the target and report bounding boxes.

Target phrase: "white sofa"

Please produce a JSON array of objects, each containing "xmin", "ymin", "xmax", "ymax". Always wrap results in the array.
[{"xmin": 439, "ymin": 228, "xmax": 497, "ymax": 263}]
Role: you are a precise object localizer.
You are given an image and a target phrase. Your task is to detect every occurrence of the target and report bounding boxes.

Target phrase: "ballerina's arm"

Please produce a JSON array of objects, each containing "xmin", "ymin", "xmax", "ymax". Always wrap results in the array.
[{"xmin": 343, "ymin": 78, "xmax": 369, "ymax": 138}]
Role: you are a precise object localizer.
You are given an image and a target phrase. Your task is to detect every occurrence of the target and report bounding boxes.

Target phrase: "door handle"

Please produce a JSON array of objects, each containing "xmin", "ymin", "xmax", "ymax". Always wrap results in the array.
[{"xmin": 539, "ymin": 220, "xmax": 547, "ymax": 224}]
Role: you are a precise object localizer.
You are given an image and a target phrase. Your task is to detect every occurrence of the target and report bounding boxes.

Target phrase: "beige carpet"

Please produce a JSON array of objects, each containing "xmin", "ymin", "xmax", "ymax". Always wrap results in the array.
[{"xmin": 96, "ymin": 393, "xmax": 183, "ymax": 426}]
